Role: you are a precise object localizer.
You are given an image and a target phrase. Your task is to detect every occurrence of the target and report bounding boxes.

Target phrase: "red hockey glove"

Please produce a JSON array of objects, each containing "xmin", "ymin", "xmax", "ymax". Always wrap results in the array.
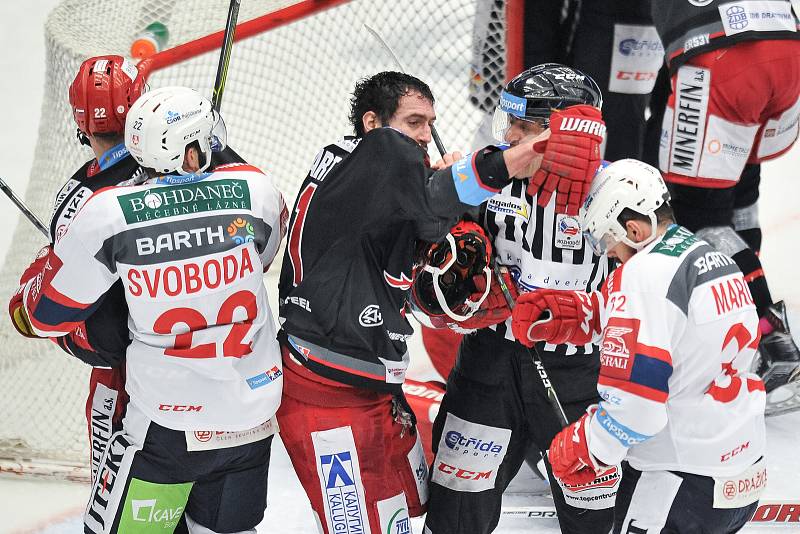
[
  {"xmin": 511, "ymin": 289, "xmax": 600, "ymax": 347},
  {"xmin": 529, "ymin": 105, "xmax": 605, "ymax": 216},
  {"xmin": 549, "ymin": 408, "xmax": 603, "ymax": 486},
  {"xmin": 456, "ymin": 267, "xmax": 519, "ymax": 331},
  {"xmin": 8, "ymin": 245, "xmax": 53, "ymax": 338}
]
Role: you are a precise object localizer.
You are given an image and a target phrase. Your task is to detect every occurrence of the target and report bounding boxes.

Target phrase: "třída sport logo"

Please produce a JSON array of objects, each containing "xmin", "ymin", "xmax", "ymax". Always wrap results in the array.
[
  {"xmin": 618, "ymin": 38, "xmax": 663, "ymax": 56},
  {"xmin": 445, "ymin": 430, "xmax": 504, "ymax": 458}
]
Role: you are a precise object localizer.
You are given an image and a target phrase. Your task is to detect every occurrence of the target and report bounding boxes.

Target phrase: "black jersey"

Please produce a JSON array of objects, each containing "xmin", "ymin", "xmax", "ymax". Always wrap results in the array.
[
  {"xmin": 279, "ymin": 127, "xmax": 512, "ymax": 393},
  {"xmin": 50, "ymin": 146, "xmax": 245, "ymax": 366},
  {"xmin": 48, "ymin": 149, "xmax": 145, "ymax": 366},
  {"xmin": 652, "ymin": 0, "xmax": 800, "ymax": 71}
]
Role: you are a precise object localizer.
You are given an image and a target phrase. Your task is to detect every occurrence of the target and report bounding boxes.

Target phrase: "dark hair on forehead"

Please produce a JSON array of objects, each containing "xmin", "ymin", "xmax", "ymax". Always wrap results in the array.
[{"xmin": 348, "ymin": 71, "xmax": 435, "ymax": 136}]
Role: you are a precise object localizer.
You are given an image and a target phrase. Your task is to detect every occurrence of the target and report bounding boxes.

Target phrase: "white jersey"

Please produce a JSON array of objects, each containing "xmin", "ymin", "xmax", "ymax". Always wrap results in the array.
[
  {"xmin": 588, "ymin": 225, "xmax": 766, "ymax": 476},
  {"xmin": 23, "ymin": 163, "xmax": 287, "ymax": 431}
]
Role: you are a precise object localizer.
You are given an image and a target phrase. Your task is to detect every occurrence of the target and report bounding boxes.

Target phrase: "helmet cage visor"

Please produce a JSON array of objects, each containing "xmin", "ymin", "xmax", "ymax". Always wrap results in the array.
[
  {"xmin": 584, "ymin": 229, "xmax": 621, "ymax": 256},
  {"xmin": 209, "ymin": 110, "xmax": 227, "ymax": 153},
  {"xmin": 582, "ymin": 206, "xmax": 659, "ymax": 256},
  {"xmin": 422, "ymin": 233, "xmax": 492, "ymax": 322}
]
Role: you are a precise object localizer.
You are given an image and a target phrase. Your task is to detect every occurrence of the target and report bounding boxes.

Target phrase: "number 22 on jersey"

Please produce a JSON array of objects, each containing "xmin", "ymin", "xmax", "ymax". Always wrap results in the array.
[{"xmin": 154, "ymin": 289, "xmax": 257, "ymax": 359}]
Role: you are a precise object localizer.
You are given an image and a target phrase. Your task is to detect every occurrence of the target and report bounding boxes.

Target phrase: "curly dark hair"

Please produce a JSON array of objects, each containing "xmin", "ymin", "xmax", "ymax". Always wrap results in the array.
[{"xmin": 348, "ymin": 71, "xmax": 435, "ymax": 136}]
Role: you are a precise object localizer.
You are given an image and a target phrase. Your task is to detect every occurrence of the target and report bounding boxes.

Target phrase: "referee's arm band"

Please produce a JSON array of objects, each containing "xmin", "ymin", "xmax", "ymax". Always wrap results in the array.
[{"xmin": 450, "ymin": 146, "xmax": 511, "ymax": 206}]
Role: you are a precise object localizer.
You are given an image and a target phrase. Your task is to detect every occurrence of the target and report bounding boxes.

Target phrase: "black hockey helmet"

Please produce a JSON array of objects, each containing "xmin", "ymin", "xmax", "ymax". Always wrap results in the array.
[{"xmin": 492, "ymin": 63, "xmax": 602, "ymax": 142}]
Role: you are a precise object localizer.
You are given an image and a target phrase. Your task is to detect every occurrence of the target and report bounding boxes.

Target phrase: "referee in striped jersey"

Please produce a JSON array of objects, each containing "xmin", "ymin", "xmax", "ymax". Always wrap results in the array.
[{"xmin": 425, "ymin": 64, "xmax": 616, "ymax": 534}]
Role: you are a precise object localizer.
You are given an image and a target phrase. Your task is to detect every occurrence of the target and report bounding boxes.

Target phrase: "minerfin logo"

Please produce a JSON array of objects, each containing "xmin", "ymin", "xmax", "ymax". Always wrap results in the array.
[{"xmin": 498, "ymin": 90, "xmax": 527, "ymax": 117}]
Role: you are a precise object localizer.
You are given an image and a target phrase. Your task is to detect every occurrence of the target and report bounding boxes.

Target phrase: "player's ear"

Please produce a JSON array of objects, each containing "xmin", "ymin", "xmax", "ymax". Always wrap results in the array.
[
  {"xmin": 362, "ymin": 110, "xmax": 380, "ymax": 133},
  {"xmin": 182, "ymin": 144, "xmax": 201, "ymax": 173},
  {"xmin": 626, "ymin": 219, "xmax": 649, "ymax": 243}
]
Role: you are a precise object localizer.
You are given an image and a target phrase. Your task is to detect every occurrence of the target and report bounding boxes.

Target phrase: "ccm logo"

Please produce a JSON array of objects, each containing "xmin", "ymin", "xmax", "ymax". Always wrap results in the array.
[
  {"xmin": 616, "ymin": 71, "xmax": 657, "ymax": 81},
  {"xmin": 721, "ymin": 441, "xmax": 749, "ymax": 462},
  {"xmin": 158, "ymin": 404, "xmax": 203, "ymax": 412},
  {"xmin": 437, "ymin": 461, "xmax": 492, "ymax": 481}
]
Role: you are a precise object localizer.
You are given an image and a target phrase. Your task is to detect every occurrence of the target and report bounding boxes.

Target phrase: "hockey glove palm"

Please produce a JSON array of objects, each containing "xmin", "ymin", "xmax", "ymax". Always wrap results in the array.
[
  {"xmin": 529, "ymin": 105, "xmax": 605, "ymax": 216},
  {"xmin": 549, "ymin": 408, "xmax": 604, "ymax": 486},
  {"xmin": 511, "ymin": 289, "xmax": 600, "ymax": 347}
]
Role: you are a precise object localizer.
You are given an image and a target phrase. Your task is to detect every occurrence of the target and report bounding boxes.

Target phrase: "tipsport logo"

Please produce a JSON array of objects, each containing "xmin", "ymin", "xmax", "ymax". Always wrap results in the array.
[
  {"xmin": 320, "ymin": 451, "xmax": 368, "ymax": 534},
  {"xmin": 228, "ymin": 217, "xmax": 255, "ymax": 244},
  {"xmin": 246, "ymin": 366, "xmax": 283, "ymax": 390},
  {"xmin": 498, "ymin": 90, "xmax": 527, "ymax": 117}
]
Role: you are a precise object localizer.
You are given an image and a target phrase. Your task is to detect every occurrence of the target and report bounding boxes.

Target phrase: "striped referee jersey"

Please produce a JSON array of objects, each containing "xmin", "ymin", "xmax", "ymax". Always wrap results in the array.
[{"xmin": 482, "ymin": 179, "xmax": 615, "ymax": 355}]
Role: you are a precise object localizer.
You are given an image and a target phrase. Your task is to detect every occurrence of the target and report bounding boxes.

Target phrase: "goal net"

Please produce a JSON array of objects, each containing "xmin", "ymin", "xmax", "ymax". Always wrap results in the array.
[{"xmin": 0, "ymin": 0, "xmax": 522, "ymax": 480}]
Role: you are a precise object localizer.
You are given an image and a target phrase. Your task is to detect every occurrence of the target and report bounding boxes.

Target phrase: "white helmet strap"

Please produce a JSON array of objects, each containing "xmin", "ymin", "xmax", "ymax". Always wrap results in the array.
[{"xmin": 619, "ymin": 210, "xmax": 659, "ymax": 252}]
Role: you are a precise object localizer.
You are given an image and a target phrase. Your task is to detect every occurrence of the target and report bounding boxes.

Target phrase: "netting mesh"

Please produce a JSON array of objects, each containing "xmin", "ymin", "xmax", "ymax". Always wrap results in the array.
[{"xmin": 0, "ymin": 0, "xmax": 510, "ymax": 472}]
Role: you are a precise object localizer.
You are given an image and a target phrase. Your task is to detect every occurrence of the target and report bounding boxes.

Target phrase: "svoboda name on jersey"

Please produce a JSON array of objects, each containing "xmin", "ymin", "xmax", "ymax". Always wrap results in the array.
[{"xmin": 118, "ymin": 179, "xmax": 251, "ymax": 223}]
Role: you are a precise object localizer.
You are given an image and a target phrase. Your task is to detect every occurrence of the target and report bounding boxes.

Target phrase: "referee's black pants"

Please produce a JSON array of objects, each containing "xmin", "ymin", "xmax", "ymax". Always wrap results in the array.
[{"xmin": 424, "ymin": 328, "xmax": 613, "ymax": 534}]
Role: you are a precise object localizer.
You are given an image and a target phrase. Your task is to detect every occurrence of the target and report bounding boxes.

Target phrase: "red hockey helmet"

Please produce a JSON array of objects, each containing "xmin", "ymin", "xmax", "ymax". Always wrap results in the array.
[{"xmin": 69, "ymin": 55, "xmax": 147, "ymax": 137}]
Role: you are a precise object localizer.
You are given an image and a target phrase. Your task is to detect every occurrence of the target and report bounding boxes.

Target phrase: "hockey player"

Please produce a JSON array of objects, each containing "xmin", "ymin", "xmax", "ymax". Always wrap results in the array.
[
  {"xmin": 9, "ymin": 86, "xmax": 286, "ymax": 533},
  {"xmin": 6, "ymin": 55, "xmax": 147, "ymax": 486},
  {"xmin": 276, "ymin": 71, "xmax": 550, "ymax": 534},
  {"xmin": 8, "ymin": 56, "xmax": 246, "ymax": 495},
  {"xmin": 652, "ymin": 0, "xmax": 800, "ymax": 392},
  {"xmin": 512, "ymin": 159, "xmax": 767, "ymax": 533},
  {"xmin": 422, "ymin": 64, "xmax": 615, "ymax": 534}
]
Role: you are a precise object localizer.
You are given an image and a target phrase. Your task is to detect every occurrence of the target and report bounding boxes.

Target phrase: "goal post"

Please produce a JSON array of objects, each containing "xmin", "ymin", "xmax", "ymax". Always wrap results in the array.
[{"xmin": 0, "ymin": 0, "xmax": 523, "ymax": 481}]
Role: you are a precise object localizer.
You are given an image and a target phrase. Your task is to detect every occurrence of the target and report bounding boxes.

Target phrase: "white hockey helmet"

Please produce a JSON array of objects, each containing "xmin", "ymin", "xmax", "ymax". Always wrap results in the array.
[
  {"xmin": 124, "ymin": 86, "xmax": 226, "ymax": 175},
  {"xmin": 580, "ymin": 158, "xmax": 670, "ymax": 256}
]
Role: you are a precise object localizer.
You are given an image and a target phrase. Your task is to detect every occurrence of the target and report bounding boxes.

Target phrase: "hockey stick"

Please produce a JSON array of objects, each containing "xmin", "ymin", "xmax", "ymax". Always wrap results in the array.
[
  {"xmin": 363, "ymin": 24, "xmax": 448, "ymax": 157},
  {"xmin": 493, "ymin": 262, "xmax": 569, "ymax": 427},
  {"xmin": 0, "ymin": 177, "xmax": 49, "ymax": 239},
  {"xmin": 211, "ymin": 0, "xmax": 242, "ymax": 112}
]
